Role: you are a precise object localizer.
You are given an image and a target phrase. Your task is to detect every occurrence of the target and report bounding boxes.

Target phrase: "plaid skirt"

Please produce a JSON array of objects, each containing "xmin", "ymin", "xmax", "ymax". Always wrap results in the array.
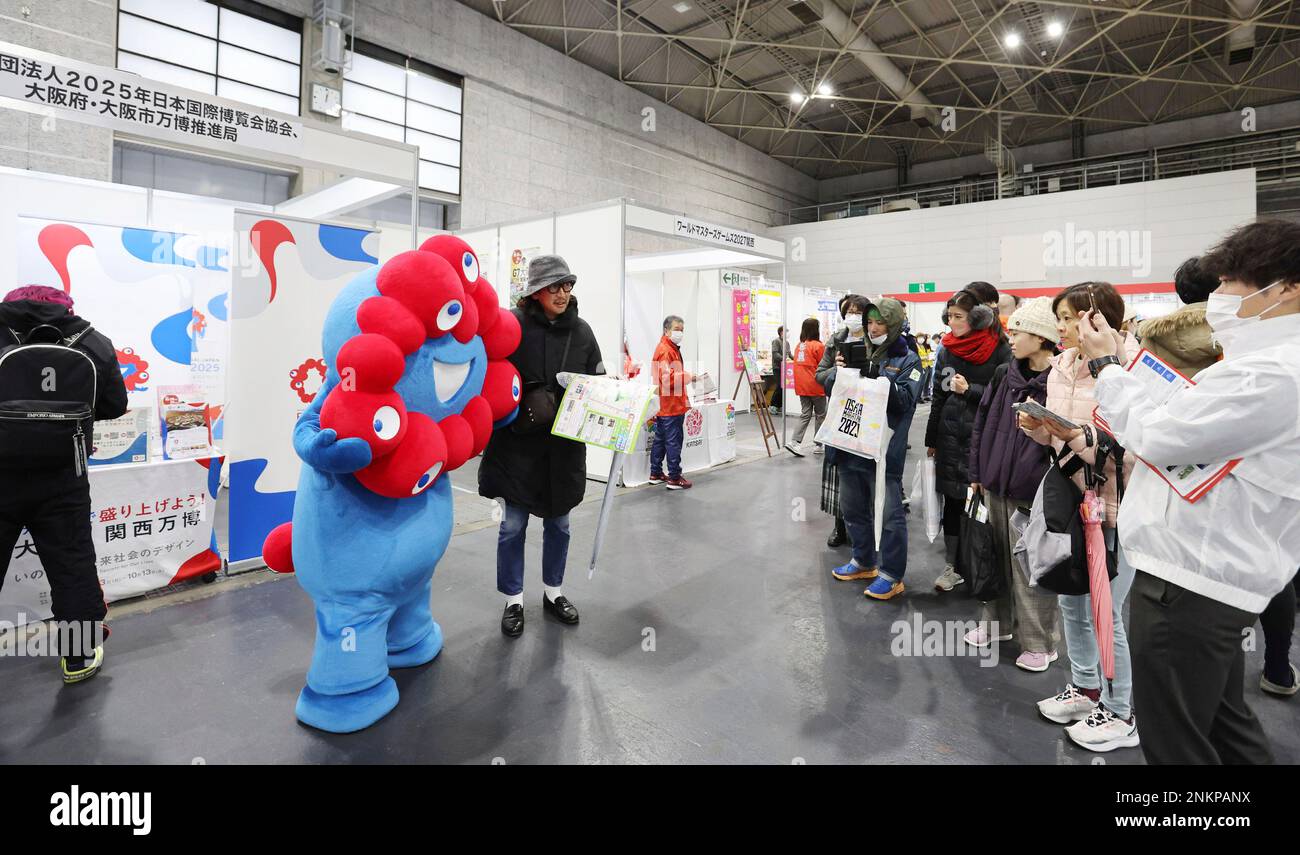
[{"xmin": 820, "ymin": 456, "xmax": 841, "ymax": 518}]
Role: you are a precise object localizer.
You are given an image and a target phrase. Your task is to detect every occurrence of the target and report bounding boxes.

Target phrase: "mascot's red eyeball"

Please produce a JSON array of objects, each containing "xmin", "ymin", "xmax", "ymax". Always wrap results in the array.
[
  {"xmin": 420, "ymin": 234, "xmax": 480, "ymax": 294},
  {"xmin": 481, "ymin": 360, "xmax": 523, "ymax": 422},
  {"xmin": 377, "ymin": 250, "xmax": 467, "ymax": 339},
  {"xmin": 354, "ymin": 412, "xmax": 448, "ymax": 499},
  {"xmin": 479, "ymin": 308, "xmax": 521, "ymax": 360}
]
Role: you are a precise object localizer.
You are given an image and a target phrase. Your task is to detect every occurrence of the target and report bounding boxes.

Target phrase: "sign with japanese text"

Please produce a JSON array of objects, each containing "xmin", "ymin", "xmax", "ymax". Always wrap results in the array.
[
  {"xmin": 674, "ymin": 216, "xmax": 757, "ymax": 250},
  {"xmin": 0, "ymin": 43, "xmax": 302, "ymax": 159},
  {"xmin": 1, "ymin": 458, "xmax": 222, "ymax": 627}
]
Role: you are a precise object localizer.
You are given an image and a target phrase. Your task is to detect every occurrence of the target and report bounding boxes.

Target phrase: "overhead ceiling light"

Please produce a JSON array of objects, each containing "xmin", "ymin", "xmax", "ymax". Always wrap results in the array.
[
  {"xmin": 790, "ymin": 91, "xmax": 806, "ymax": 104},
  {"xmin": 1004, "ymin": 32, "xmax": 1021, "ymax": 48},
  {"xmin": 672, "ymin": 1, "xmax": 692, "ymax": 11},
  {"xmin": 817, "ymin": 81, "xmax": 834, "ymax": 96},
  {"xmin": 1046, "ymin": 20, "xmax": 1064, "ymax": 38}
]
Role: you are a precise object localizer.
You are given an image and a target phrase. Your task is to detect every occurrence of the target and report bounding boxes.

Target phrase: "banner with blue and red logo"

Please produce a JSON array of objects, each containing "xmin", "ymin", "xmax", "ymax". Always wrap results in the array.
[{"xmin": 224, "ymin": 213, "xmax": 379, "ymax": 567}]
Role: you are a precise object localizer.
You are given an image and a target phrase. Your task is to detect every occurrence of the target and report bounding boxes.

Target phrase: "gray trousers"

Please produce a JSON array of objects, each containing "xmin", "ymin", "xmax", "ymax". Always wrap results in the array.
[
  {"xmin": 979, "ymin": 491, "xmax": 1060, "ymax": 654},
  {"xmin": 792, "ymin": 395, "xmax": 827, "ymax": 444},
  {"xmin": 1130, "ymin": 570, "xmax": 1273, "ymax": 765}
]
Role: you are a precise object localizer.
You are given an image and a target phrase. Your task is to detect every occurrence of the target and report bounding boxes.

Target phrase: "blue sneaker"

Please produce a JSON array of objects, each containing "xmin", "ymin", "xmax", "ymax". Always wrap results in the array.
[
  {"xmin": 865, "ymin": 576, "xmax": 905, "ymax": 600},
  {"xmin": 831, "ymin": 561, "xmax": 877, "ymax": 581}
]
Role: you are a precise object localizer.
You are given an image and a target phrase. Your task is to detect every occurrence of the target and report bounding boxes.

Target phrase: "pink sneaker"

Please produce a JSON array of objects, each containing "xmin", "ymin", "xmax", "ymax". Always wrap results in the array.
[
  {"xmin": 962, "ymin": 624, "xmax": 1014, "ymax": 648},
  {"xmin": 1015, "ymin": 650, "xmax": 1059, "ymax": 672}
]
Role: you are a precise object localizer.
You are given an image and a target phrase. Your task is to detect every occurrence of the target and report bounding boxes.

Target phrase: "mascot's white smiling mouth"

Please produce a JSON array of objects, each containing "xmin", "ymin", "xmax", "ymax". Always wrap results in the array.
[{"xmin": 433, "ymin": 358, "xmax": 472, "ymax": 402}]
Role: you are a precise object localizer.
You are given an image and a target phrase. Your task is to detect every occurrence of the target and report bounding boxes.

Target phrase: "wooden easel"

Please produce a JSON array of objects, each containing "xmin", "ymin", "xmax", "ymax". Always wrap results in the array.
[{"xmin": 733, "ymin": 362, "xmax": 778, "ymax": 457}]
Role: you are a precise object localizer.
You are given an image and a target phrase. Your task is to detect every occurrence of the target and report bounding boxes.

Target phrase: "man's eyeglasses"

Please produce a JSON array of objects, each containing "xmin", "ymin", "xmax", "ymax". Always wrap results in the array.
[{"xmin": 545, "ymin": 281, "xmax": 575, "ymax": 294}]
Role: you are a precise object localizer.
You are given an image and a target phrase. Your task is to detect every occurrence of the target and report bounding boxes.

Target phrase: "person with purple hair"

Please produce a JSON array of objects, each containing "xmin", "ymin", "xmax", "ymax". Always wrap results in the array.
[{"xmin": 0, "ymin": 285, "xmax": 127, "ymax": 684}]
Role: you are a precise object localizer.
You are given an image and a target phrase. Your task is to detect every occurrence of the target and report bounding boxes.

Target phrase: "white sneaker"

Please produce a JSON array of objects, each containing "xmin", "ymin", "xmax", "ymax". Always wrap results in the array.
[
  {"xmin": 1065, "ymin": 706, "xmax": 1140, "ymax": 753},
  {"xmin": 1037, "ymin": 683, "xmax": 1097, "ymax": 724},
  {"xmin": 784, "ymin": 442, "xmax": 806, "ymax": 458},
  {"xmin": 963, "ymin": 624, "xmax": 1013, "ymax": 648},
  {"xmin": 934, "ymin": 565, "xmax": 964, "ymax": 592}
]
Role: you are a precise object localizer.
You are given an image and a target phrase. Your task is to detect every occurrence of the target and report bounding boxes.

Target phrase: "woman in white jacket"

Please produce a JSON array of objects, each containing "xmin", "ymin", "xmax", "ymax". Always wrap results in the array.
[{"xmin": 1078, "ymin": 219, "xmax": 1300, "ymax": 765}]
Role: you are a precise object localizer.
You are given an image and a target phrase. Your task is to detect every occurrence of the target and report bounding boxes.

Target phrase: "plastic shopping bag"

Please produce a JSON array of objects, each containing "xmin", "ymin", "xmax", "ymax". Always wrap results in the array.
[{"xmin": 911, "ymin": 457, "xmax": 941, "ymax": 543}]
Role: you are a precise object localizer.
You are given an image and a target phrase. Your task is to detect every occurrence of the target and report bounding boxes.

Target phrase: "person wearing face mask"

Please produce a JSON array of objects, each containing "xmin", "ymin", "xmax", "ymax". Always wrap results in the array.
[
  {"xmin": 1078, "ymin": 219, "xmax": 1300, "ymax": 764},
  {"xmin": 649, "ymin": 315, "xmax": 695, "ymax": 490},
  {"xmin": 925, "ymin": 288, "xmax": 1012, "ymax": 594},
  {"xmin": 785, "ymin": 317, "xmax": 827, "ymax": 457},
  {"xmin": 916, "ymin": 333, "xmax": 934, "ymax": 404},
  {"xmin": 817, "ymin": 298, "xmax": 924, "ymax": 599}
]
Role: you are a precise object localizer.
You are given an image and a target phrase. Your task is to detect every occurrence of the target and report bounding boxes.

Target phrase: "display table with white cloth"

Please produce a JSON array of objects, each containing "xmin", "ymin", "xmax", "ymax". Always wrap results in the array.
[
  {"xmin": 0, "ymin": 456, "xmax": 224, "ymax": 627},
  {"xmin": 621, "ymin": 400, "xmax": 737, "ymax": 486}
]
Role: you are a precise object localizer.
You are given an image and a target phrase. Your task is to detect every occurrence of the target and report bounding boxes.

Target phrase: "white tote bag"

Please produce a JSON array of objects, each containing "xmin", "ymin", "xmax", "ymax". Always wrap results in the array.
[{"xmin": 814, "ymin": 371, "xmax": 890, "ymax": 460}]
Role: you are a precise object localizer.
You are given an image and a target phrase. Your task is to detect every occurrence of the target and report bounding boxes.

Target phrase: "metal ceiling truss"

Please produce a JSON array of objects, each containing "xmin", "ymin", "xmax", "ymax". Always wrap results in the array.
[{"xmin": 465, "ymin": 0, "xmax": 1300, "ymax": 177}]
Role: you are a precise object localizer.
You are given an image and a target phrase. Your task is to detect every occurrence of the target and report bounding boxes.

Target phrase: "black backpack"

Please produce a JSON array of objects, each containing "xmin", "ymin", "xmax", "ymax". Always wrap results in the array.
[{"xmin": 0, "ymin": 323, "xmax": 99, "ymax": 474}]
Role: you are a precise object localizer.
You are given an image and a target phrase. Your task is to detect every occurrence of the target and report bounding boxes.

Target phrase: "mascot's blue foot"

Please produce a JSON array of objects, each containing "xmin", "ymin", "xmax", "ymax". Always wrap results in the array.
[
  {"xmin": 296, "ymin": 676, "xmax": 399, "ymax": 733},
  {"xmin": 388, "ymin": 620, "xmax": 443, "ymax": 669}
]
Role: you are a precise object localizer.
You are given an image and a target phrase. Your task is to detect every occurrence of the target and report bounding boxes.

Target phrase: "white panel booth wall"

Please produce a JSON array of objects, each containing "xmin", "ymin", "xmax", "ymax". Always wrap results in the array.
[{"xmin": 771, "ymin": 168, "xmax": 1259, "ymax": 341}]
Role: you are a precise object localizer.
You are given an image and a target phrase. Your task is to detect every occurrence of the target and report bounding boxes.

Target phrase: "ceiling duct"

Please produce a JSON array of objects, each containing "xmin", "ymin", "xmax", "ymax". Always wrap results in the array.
[
  {"xmin": 1226, "ymin": 0, "xmax": 1263, "ymax": 66},
  {"xmin": 790, "ymin": 0, "xmax": 940, "ymax": 127}
]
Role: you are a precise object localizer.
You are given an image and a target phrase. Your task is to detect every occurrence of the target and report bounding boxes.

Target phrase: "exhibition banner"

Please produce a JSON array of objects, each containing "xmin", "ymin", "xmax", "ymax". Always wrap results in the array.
[
  {"xmin": 15, "ymin": 216, "xmax": 231, "ymax": 447},
  {"xmin": 1, "ymin": 458, "xmax": 223, "ymax": 628},
  {"xmin": 0, "ymin": 42, "xmax": 303, "ymax": 160},
  {"xmin": 224, "ymin": 214, "xmax": 379, "ymax": 565},
  {"xmin": 732, "ymin": 288, "xmax": 751, "ymax": 370}
]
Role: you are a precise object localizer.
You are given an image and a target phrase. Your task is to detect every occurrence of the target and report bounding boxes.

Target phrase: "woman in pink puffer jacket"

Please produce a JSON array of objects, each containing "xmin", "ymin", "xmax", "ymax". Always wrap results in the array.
[{"xmin": 1019, "ymin": 281, "xmax": 1142, "ymax": 754}]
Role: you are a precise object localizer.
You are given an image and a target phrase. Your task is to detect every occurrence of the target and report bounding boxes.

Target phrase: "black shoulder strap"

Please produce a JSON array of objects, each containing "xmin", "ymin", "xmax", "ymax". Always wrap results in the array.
[
  {"xmin": 989, "ymin": 362, "xmax": 1009, "ymax": 397},
  {"xmin": 1050, "ymin": 444, "xmax": 1087, "ymax": 480}
]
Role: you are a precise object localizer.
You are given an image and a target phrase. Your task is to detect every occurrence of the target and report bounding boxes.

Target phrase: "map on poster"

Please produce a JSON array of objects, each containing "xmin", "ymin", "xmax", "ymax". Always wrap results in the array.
[{"xmin": 552, "ymin": 374, "xmax": 656, "ymax": 454}]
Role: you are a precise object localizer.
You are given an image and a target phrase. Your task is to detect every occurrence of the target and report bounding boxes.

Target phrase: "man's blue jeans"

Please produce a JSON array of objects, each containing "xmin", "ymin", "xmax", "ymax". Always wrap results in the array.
[
  {"xmin": 838, "ymin": 459, "xmax": 908, "ymax": 581},
  {"xmin": 496, "ymin": 502, "xmax": 570, "ymax": 596},
  {"xmin": 650, "ymin": 414, "xmax": 685, "ymax": 480}
]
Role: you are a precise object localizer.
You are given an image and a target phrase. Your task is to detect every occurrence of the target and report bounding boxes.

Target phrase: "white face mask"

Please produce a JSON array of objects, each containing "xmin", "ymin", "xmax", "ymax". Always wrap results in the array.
[
  {"xmin": 669, "ymin": 330, "xmax": 684, "ymax": 345},
  {"xmin": 844, "ymin": 314, "xmax": 863, "ymax": 333},
  {"xmin": 868, "ymin": 332, "xmax": 888, "ymax": 346},
  {"xmin": 1207, "ymin": 279, "xmax": 1289, "ymax": 347}
]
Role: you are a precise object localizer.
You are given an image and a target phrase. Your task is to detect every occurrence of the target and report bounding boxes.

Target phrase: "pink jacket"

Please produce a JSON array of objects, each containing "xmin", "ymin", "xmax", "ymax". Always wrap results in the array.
[{"xmin": 1024, "ymin": 338, "xmax": 1137, "ymax": 528}]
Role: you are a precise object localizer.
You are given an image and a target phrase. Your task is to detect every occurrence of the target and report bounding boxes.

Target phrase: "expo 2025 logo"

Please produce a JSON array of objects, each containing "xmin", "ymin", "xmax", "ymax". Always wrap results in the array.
[
  {"xmin": 685, "ymin": 408, "xmax": 704, "ymax": 438},
  {"xmin": 116, "ymin": 347, "xmax": 150, "ymax": 392},
  {"xmin": 290, "ymin": 357, "xmax": 328, "ymax": 404}
]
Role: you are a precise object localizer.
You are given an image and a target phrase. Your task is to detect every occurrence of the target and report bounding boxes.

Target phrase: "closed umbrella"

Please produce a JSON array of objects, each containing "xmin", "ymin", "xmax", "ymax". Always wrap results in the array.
[{"xmin": 1080, "ymin": 488, "xmax": 1115, "ymax": 691}]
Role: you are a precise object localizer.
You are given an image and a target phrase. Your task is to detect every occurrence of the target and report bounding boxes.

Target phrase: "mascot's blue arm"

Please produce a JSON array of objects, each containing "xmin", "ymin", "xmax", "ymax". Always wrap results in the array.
[{"xmin": 293, "ymin": 375, "xmax": 374, "ymax": 474}]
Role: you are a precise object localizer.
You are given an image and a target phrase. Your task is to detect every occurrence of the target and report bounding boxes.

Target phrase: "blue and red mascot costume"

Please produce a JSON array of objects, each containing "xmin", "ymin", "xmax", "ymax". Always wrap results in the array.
[{"xmin": 262, "ymin": 236, "xmax": 521, "ymax": 733}]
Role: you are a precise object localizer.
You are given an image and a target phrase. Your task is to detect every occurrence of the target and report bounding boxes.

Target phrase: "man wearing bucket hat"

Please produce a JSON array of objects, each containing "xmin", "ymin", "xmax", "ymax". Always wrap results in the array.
[{"xmin": 480, "ymin": 254, "xmax": 604, "ymax": 637}]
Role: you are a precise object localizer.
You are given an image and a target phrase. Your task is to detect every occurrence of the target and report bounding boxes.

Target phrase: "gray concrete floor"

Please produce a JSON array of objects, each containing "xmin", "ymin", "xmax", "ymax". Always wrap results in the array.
[{"xmin": 2, "ymin": 408, "xmax": 1296, "ymax": 764}]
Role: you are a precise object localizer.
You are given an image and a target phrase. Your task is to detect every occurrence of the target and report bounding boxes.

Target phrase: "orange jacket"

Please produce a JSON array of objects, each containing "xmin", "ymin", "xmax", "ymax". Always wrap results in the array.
[
  {"xmin": 652, "ymin": 335, "xmax": 690, "ymax": 417},
  {"xmin": 792, "ymin": 339, "xmax": 825, "ymax": 396}
]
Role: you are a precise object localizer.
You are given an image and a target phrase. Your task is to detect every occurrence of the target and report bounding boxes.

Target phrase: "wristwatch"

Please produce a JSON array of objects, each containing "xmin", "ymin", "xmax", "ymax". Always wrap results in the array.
[{"xmin": 1088, "ymin": 355, "xmax": 1123, "ymax": 379}]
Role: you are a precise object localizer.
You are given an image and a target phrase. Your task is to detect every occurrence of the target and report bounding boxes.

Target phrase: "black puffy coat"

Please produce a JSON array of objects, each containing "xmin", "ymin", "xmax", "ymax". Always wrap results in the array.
[
  {"xmin": 924, "ymin": 337, "xmax": 1012, "ymax": 499},
  {"xmin": 478, "ymin": 296, "xmax": 604, "ymax": 519}
]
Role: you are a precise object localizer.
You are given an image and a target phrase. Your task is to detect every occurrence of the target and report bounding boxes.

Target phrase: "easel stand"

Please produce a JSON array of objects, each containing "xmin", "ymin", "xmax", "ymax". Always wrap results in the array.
[{"xmin": 732, "ymin": 365, "xmax": 778, "ymax": 456}]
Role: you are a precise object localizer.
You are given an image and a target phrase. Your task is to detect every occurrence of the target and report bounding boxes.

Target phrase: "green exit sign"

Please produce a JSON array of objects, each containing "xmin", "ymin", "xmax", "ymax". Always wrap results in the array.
[{"xmin": 907, "ymin": 282, "xmax": 936, "ymax": 293}]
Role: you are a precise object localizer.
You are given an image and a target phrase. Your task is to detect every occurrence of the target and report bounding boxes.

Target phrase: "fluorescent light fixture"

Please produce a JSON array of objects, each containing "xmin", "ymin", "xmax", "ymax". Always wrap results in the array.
[
  {"xmin": 790, "ymin": 91, "xmax": 806, "ymax": 104},
  {"xmin": 625, "ymin": 248, "xmax": 772, "ymax": 274},
  {"xmin": 1046, "ymin": 20, "xmax": 1064, "ymax": 38},
  {"xmin": 1004, "ymin": 32, "xmax": 1021, "ymax": 48},
  {"xmin": 276, "ymin": 176, "xmax": 405, "ymax": 220},
  {"xmin": 672, "ymin": 1, "xmax": 692, "ymax": 11},
  {"xmin": 817, "ymin": 81, "xmax": 834, "ymax": 96}
]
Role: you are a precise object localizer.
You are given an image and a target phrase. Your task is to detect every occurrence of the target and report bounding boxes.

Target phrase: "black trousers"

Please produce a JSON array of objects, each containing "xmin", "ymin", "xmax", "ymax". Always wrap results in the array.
[
  {"xmin": 1130, "ymin": 570, "xmax": 1273, "ymax": 765},
  {"xmin": 0, "ymin": 466, "xmax": 107, "ymax": 654},
  {"xmin": 1259, "ymin": 572, "xmax": 1297, "ymax": 682}
]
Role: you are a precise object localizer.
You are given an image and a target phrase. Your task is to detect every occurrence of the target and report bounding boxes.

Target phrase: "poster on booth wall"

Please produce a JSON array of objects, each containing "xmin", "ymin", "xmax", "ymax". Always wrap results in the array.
[
  {"xmin": 509, "ymin": 246, "xmax": 543, "ymax": 303},
  {"xmin": 751, "ymin": 287, "xmax": 782, "ymax": 376},
  {"xmin": 0, "ymin": 458, "xmax": 222, "ymax": 628},
  {"xmin": 730, "ymin": 285, "xmax": 751, "ymax": 370},
  {"xmin": 552, "ymin": 374, "xmax": 657, "ymax": 454},
  {"xmin": 224, "ymin": 214, "xmax": 379, "ymax": 565},
  {"xmin": 15, "ymin": 217, "xmax": 230, "ymax": 448},
  {"xmin": 89, "ymin": 408, "xmax": 150, "ymax": 467}
]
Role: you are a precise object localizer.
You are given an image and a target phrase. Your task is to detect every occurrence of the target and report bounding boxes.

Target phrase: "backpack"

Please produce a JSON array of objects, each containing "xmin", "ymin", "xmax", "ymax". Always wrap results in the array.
[{"xmin": 0, "ymin": 323, "xmax": 98, "ymax": 474}]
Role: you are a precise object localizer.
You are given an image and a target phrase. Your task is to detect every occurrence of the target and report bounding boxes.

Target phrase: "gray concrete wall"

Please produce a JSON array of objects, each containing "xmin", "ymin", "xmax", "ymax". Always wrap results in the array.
[
  {"xmin": 260, "ymin": 0, "xmax": 818, "ymax": 231},
  {"xmin": 0, "ymin": 0, "xmax": 116, "ymax": 180},
  {"xmin": 820, "ymin": 99, "xmax": 1300, "ymax": 203}
]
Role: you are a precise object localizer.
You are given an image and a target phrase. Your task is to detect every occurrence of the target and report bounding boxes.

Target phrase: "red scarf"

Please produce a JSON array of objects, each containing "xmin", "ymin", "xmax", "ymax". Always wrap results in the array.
[{"xmin": 942, "ymin": 327, "xmax": 1000, "ymax": 364}]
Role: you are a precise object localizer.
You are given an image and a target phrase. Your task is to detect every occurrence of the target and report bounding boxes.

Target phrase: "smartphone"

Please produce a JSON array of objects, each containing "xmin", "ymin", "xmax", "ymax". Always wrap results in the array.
[{"xmin": 843, "ymin": 340, "xmax": 867, "ymax": 369}]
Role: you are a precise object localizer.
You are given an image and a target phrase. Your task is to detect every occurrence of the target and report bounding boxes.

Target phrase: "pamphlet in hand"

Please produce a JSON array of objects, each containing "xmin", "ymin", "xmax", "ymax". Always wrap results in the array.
[
  {"xmin": 552, "ymin": 374, "xmax": 657, "ymax": 454},
  {"xmin": 689, "ymin": 371, "xmax": 717, "ymax": 397},
  {"xmin": 1092, "ymin": 348, "xmax": 1240, "ymax": 503},
  {"xmin": 1013, "ymin": 400, "xmax": 1080, "ymax": 431}
]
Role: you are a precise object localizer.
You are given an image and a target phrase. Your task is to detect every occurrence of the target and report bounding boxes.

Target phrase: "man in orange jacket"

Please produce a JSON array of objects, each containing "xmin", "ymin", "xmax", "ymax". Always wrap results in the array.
[{"xmin": 650, "ymin": 315, "xmax": 695, "ymax": 490}]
